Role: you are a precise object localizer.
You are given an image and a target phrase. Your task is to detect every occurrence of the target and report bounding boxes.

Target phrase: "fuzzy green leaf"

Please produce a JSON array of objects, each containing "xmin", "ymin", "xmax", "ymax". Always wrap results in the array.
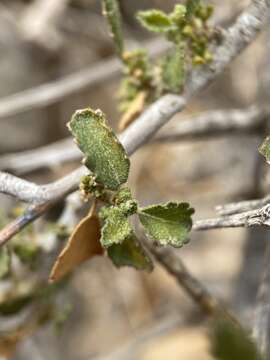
[
  {"xmin": 102, "ymin": 0, "xmax": 124, "ymax": 57},
  {"xmin": 260, "ymin": 136, "xmax": 270, "ymax": 164},
  {"xmin": 68, "ymin": 108, "xmax": 130, "ymax": 191},
  {"xmin": 100, "ymin": 206, "xmax": 133, "ymax": 247},
  {"xmin": 211, "ymin": 320, "xmax": 262, "ymax": 360},
  {"xmin": 107, "ymin": 234, "xmax": 153, "ymax": 271},
  {"xmin": 170, "ymin": 4, "xmax": 187, "ymax": 26},
  {"xmin": 186, "ymin": 0, "xmax": 200, "ymax": 18},
  {"xmin": 161, "ymin": 46, "xmax": 185, "ymax": 93},
  {"xmin": 0, "ymin": 247, "xmax": 10, "ymax": 279},
  {"xmin": 137, "ymin": 9, "xmax": 174, "ymax": 33},
  {"xmin": 138, "ymin": 202, "xmax": 194, "ymax": 247}
]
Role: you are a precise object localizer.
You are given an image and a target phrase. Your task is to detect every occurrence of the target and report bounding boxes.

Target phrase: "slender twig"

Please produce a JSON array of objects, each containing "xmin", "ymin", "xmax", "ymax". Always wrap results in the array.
[
  {"xmin": 252, "ymin": 243, "xmax": 270, "ymax": 356},
  {"xmin": 0, "ymin": 0, "xmax": 269, "ymax": 245},
  {"xmin": 146, "ymin": 242, "xmax": 240, "ymax": 325},
  {"xmin": 216, "ymin": 195, "xmax": 270, "ymax": 216},
  {"xmin": 0, "ymin": 138, "xmax": 79, "ymax": 175},
  {"xmin": 154, "ymin": 105, "xmax": 267, "ymax": 143}
]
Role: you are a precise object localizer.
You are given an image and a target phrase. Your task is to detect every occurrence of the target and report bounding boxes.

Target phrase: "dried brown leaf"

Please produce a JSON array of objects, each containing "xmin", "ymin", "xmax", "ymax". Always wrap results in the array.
[
  {"xmin": 118, "ymin": 91, "xmax": 146, "ymax": 131},
  {"xmin": 49, "ymin": 208, "xmax": 103, "ymax": 283}
]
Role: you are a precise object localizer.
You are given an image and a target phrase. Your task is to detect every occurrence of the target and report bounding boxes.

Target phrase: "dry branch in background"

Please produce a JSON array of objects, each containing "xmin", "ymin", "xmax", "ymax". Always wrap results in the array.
[
  {"xmin": 0, "ymin": 105, "xmax": 265, "ymax": 175},
  {"xmin": 145, "ymin": 240, "xmax": 240, "ymax": 325},
  {"xmin": 252, "ymin": 243, "xmax": 270, "ymax": 356},
  {"xmin": 0, "ymin": 38, "xmax": 168, "ymax": 119}
]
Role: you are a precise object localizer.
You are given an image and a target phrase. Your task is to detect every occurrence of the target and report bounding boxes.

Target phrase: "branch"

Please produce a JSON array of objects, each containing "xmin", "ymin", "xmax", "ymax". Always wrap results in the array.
[
  {"xmin": 0, "ymin": 0, "xmax": 269, "ymax": 244},
  {"xmin": 145, "ymin": 240, "xmax": 240, "ymax": 325},
  {"xmin": 19, "ymin": 0, "xmax": 69, "ymax": 51},
  {"xmin": 0, "ymin": 167, "xmax": 85, "ymax": 203},
  {"xmin": 154, "ymin": 105, "xmax": 266, "ymax": 143},
  {"xmin": 0, "ymin": 38, "xmax": 168, "ymax": 119},
  {"xmin": 252, "ymin": 243, "xmax": 270, "ymax": 356},
  {"xmin": 0, "ymin": 138, "xmax": 78, "ymax": 175},
  {"xmin": 216, "ymin": 195, "xmax": 270, "ymax": 216},
  {"xmin": 2, "ymin": 105, "xmax": 265, "ymax": 175}
]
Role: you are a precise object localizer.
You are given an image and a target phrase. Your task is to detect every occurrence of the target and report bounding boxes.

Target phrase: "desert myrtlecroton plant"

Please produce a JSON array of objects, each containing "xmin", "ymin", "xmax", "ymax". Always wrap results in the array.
[
  {"xmin": 49, "ymin": 108, "xmax": 194, "ymax": 281},
  {"xmin": 49, "ymin": 0, "xmax": 217, "ymax": 282}
]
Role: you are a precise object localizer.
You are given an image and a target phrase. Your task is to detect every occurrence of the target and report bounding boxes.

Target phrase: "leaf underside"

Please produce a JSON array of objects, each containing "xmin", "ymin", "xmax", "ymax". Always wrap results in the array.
[
  {"xmin": 68, "ymin": 108, "xmax": 130, "ymax": 190},
  {"xmin": 50, "ymin": 213, "xmax": 103, "ymax": 283},
  {"xmin": 138, "ymin": 202, "xmax": 194, "ymax": 247},
  {"xmin": 107, "ymin": 234, "xmax": 153, "ymax": 271}
]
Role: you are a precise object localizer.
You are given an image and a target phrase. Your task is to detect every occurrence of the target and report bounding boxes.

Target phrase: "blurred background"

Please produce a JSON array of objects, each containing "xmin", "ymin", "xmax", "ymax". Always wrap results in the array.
[{"xmin": 0, "ymin": 0, "xmax": 268, "ymax": 359}]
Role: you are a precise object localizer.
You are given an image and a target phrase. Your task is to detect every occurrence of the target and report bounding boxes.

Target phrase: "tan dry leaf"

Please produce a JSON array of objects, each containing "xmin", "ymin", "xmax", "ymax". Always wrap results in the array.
[
  {"xmin": 49, "ymin": 208, "xmax": 103, "ymax": 283},
  {"xmin": 118, "ymin": 91, "xmax": 147, "ymax": 131}
]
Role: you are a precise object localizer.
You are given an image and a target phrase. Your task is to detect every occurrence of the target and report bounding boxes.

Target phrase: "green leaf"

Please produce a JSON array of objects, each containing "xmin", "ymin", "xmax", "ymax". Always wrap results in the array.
[
  {"xmin": 161, "ymin": 45, "xmax": 185, "ymax": 93},
  {"xmin": 107, "ymin": 234, "xmax": 153, "ymax": 271},
  {"xmin": 137, "ymin": 9, "xmax": 174, "ymax": 33},
  {"xmin": 170, "ymin": 4, "xmax": 187, "ymax": 26},
  {"xmin": 102, "ymin": 0, "xmax": 124, "ymax": 57},
  {"xmin": 68, "ymin": 108, "xmax": 130, "ymax": 191},
  {"xmin": 211, "ymin": 320, "xmax": 262, "ymax": 360},
  {"xmin": 0, "ymin": 247, "xmax": 10, "ymax": 279},
  {"xmin": 186, "ymin": 0, "xmax": 200, "ymax": 18},
  {"xmin": 138, "ymin": 202, "xmax": 194, "ymax": 247},
  {"xmin": 259, "ymin": 136, "xmax": 270, "ymax": 164},
  {"xmin": 12, "ymin": 240, "xmax": 40, "ymax": 264},
  {"xmin": 100, "ymin": 206, "xmax": 133, "ymax": 247},
  {"xmin": 0, "ymin": 295, "xmax": 33, "ymax": 316},
  {"xmin": 114, "ymin": 187, "xmax": 138, "ymax": 216}
]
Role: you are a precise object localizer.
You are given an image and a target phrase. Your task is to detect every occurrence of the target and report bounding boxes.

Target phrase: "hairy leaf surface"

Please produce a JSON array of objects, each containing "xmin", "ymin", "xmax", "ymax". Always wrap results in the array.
[
  {"xmin": 68, "ymin": 108, "xmax": 130, "ymax": 190},
  {"xmin": 186, "ymin": 0, "xmax": 200, "ymax": 18},
  {"xmin": 107, "ymin": 234, "xmax": 153, "ymax": 271},
  {"xmin": 137, "ymin": 10, "xmax": 174, "ymax": 33},
  {"xmin": 161, "ymin": 46, "xmax": 185, "ymax": 93},
  {"xmin": 102, "ymin": 0, "xmax": 124, "ymax": 57},
  {"xmin": 138, "ymin": 202, "xmax": 194, "ymax": 247},
  {"xmin": 101, "ymin": 206, "xmax": 133, "ymax": 247}
]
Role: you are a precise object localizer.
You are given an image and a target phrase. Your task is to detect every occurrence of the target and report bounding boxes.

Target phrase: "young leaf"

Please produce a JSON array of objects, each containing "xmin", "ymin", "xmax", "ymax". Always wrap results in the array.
[
  {"xmin": 138, "ymin": 202, "xmax": 194, "ymax": 247},
  {"xmin": 49, "ymin": 210, "xmax": 103, "ymax": 283},
  {"xmin": 211, "ymin": 320, "xmax": 262, "ymax": 360},
  {"xmin": 161, "ymin": 46, "xmax": 185, "ymax": 93},
  {"xmin": 0, "ymin": 247, "xmax": 10, "ymax": 279},
  {"xmin": 137, "ymin": 9, "xmax": 174, "ymax": 33},
  {"xmin": 68, "ymin": 108, "xmax": 130, "ymax": 191},
  {"xmin": 107, "ymin": 234, "xmax": 153, "ymax": 271},
  {"xmin": 100, "ymin": 206, "xmax": 133, "ymax": 248},
  {"xmin": 170, "ymin": 4, "xmax": 187, "ymax": 27},
  {"xmin": 259, "ymin": 136, "xmax": 270, "ymax": 164},
  {"xmin": 102, "ymin": 0, "xmax": 124, "ymax": 58},
  {"xmin": 186, "ymin": 0, "xmax": 200, "ymax": 19}
]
